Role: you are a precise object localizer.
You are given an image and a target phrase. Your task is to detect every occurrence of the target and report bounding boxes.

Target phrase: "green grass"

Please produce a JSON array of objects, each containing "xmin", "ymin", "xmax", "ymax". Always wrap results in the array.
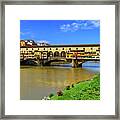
[{"xmin": 50, "ymin": 74, "xmax": 100, "ymax": 100}]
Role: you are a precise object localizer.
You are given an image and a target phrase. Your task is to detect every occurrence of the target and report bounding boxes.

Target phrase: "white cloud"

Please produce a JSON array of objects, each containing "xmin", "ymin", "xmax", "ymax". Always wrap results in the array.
[
  {"xmin": 60, "ymin": 24, "xmax": 71, "ymax": 32},
  {"xmin": 91, "ymin": 20, "xmax": 100, "ymax": 27},
  {"xmin": 20, "ymin": 31, "xmax": 35, "ymax": 39},
  {"xmin": 36, "ymin": 40, "xmax": 49, "ymax": 44},
  {"xmin": 60, "ymin": 20, "xmax": 100, "ymax": 32},
  {"xmin": 20, "ymin": 31, "xmax": 30, "ymax": 35},
  {"xmin": 71, "ymin": 22, "xmax": 80, "ymax": 31}
]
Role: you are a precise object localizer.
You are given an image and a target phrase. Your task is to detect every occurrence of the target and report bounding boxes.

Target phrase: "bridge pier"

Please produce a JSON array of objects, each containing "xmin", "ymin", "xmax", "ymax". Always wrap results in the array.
[
  {"xmin": 72, "ymin": 59, "xmax": 79, "ymax": 68},
  {"xmin": 43, "ymin": 59, "xmax": 51, "ymax": 66},
  {"xmin": 72, "ymin": 59, "xmax": 83, "ymax": 68},
  {"xmin": 78, "ymin": 63, "xmax": 82, "ymax": 67}
]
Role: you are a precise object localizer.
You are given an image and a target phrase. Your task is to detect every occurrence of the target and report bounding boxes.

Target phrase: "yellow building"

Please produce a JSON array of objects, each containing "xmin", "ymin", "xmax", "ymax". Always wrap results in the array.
[
  {"xmin": 20, "ymin": 44, "xmax": 100, "ymax": 60},
  {"xmin": 20, "ymin": 40, "xmax": 26, "ymax": 47}
]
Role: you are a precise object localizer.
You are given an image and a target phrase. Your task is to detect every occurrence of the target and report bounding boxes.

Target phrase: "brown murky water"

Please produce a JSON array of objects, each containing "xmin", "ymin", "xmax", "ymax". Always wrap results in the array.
[{"xmin": 20, "ymin": 63, "xmax": 99, "ymax": 100}]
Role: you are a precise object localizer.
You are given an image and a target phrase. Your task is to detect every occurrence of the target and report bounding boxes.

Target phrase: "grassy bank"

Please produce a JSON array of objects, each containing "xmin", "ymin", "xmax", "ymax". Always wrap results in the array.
[{"xmin": 50, "ymin": 74, "xmax": 100, "ymax": 100}]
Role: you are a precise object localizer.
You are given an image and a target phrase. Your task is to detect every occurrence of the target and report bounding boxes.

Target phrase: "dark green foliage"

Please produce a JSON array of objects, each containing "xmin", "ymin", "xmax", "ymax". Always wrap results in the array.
[
  {"xmin": 71, "ymin": 84, "xmax": 74, "ymax": 88},
  {"xmin": 50, "ymin": 74, "xmax": 100, "ymax": 100},
  {"xmin": 49, "ymin": 93, "xmax": 54, "ymax": 98},
  {"xmin": 66, "ymin": 86, "xmax": 70, "ymax": 90}
]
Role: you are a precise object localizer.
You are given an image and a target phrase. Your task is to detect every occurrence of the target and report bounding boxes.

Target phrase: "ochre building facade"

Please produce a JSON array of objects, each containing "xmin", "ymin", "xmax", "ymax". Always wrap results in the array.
[{"xmin": 20, "ymin": 44, "xmax": 100, "ymax": 60}]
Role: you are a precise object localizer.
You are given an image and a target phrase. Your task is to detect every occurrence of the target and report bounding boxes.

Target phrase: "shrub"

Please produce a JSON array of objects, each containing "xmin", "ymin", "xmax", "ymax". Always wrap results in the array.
[
  {"xmin": 49, "ymin": 93, "xmax": 54, "ymax": 98},
  {"xmin": 71, "ymin": 84, "xmax": 74, "ymax": 88},
  {"xmin": 57, "ymin": 90, "xmax": 63, "ymax": 96},
  {"xmin": 66, "ymin": 86, "xmax": 70, "ymax": 90}
]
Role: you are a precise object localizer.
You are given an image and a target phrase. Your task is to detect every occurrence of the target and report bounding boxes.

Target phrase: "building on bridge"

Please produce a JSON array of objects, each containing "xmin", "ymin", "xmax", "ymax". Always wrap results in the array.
[
  {"xmin": 20, "ymin": 40, "xmax": 37, "ymax": 47},
  {"xmin": 20, "ymin": 44, "xmax": 100, "ymax": 67}
]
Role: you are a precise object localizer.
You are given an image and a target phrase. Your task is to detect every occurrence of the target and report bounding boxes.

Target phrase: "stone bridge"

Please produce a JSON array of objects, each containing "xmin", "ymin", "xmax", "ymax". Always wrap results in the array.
[
  {"xmin": 21, "ymin": 56, "xmax": 100, "ymax": 68},
  {"xmin": 20, "ymin": 44, "xmax": 100, "ymax": 67}
]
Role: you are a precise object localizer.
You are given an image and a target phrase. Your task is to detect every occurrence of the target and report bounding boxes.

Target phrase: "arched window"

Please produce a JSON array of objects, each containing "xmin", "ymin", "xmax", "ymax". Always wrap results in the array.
[
  {"xmin": 61, "ymin": 51, "xmax": 66, "ymax": 57},
  {"xmin": 48, "ymin": 51, "xmax": 53, "ymax": 57},
  {"xmin": 54, "ymin": 51, "xmax": 59, "ymax": 57}
]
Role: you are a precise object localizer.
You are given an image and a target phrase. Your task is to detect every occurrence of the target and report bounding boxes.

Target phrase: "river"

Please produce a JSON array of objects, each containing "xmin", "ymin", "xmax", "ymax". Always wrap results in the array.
[{"xmin": 20, "ymin": 61, "xmax": 100, "ymax": 100}]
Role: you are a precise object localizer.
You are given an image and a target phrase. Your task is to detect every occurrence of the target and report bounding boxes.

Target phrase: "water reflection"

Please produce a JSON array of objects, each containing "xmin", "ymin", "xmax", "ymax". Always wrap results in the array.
[{"xmin": 20, "ymin": 62, "xmax": 100, "ymax": 100}]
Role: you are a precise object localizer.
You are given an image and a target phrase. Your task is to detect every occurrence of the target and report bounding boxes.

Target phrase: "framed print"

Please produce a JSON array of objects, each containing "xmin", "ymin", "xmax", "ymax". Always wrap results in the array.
[{"xmin": 0, "ymin": 0, "xmax": 119, "ymax": 119}]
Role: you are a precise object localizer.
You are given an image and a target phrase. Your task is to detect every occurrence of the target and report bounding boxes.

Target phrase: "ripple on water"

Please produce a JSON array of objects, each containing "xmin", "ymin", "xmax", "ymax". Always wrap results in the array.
[{"xmin": 20, "ymin": 62, "xmax": 100, "ymax": 100}]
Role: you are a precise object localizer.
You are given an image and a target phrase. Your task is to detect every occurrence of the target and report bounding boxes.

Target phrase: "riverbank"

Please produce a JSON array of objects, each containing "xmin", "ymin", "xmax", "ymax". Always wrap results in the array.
[
  {"xmin": 49, "ymin": 74, "xmax": 100, "ymax": 100},
  {"xmin": 21, "ymin": 64, "xmax": 99, "ymax": 100}
]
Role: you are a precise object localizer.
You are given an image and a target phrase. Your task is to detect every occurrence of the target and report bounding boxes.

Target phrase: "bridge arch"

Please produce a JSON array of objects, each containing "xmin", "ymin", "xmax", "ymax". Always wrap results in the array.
[
  {"xmin": 48, "ymin": 51, "xmax": 53, "ymax": 57},
  {"xmin": 61, "ymin": 51, "xmax": 66, "ymax": 57},
  {"xmin": 54, "ymin": 51, "xmax": 60, "ymax": 57},
  {"xmin": 20, "ymin": 58, "xmax": 38, "ymax": 65}
]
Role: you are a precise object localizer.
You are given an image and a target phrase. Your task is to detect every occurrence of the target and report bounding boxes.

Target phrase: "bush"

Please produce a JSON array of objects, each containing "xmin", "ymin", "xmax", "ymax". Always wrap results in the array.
[
  {"xmin": 66, "ymin": 86, "xmax": 70, "ymax": 90},
  {"xmin": 49, "ymin": 93, "xmax": 54, "ymax": 98},
  {"xmin": 71, "ymin": 84, "xmax": 74, "ymax": 88},
  {"xmin": 57, "ymin": 90, "xmax": 63, "ymax": 96}
]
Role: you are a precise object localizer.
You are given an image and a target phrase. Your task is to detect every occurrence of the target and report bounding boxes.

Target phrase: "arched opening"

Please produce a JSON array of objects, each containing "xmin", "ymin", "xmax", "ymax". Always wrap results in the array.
[
  {"xmin": 54, "ymin": 51, "xmax": 59, "ymax": 57},
  {"xmin": 48, "ymin": 51, "xmax": 53, "ymax": 57},
  {"xmin": 61, "ymin": 51, "xmax": 66, "ymax": 57}
]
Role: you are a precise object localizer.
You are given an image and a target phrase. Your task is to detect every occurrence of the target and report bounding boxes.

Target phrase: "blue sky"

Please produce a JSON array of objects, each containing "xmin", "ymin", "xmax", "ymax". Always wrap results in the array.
[{"xmin": 20, "ymin": 20, "xmax": 100, "ymax": 45}]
